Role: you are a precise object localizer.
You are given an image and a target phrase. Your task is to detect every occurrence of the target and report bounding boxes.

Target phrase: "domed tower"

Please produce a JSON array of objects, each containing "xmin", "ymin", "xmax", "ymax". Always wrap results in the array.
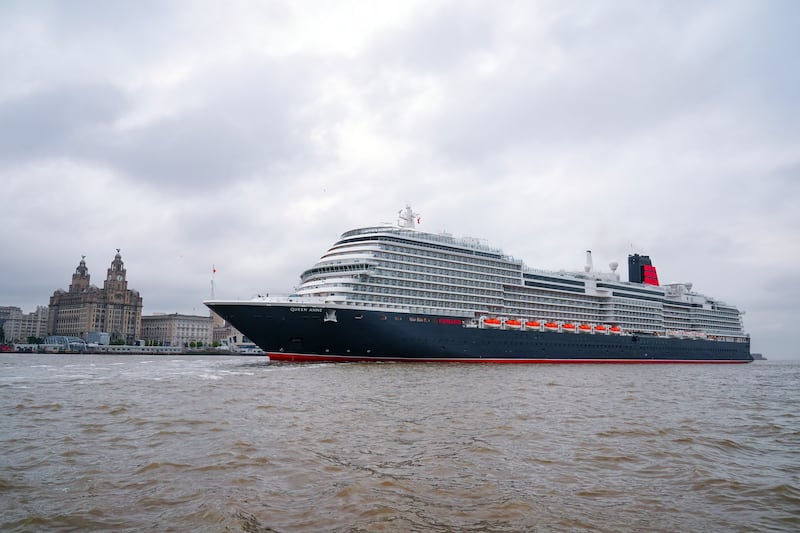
[
  {"xmin": 69, "ymin": 256, "xmax": 91, "ymax": 293},
  {"xmin": 104, "ymin": 249, "xmax": 126, "ymax": 289}
]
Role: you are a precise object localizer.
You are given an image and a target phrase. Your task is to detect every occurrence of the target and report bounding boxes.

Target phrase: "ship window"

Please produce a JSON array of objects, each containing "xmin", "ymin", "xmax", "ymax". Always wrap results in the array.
[{"xmin": 354, "ymin": 314, "xmax": 363, "ymax": 320}]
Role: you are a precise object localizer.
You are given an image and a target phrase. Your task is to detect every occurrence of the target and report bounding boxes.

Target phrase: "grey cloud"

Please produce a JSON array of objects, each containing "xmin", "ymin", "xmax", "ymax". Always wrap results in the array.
[
  {"xmin": 0, "ymin": 83, "xmax": 127, "ymax": 162},
  {"xmin": 9, "ymin": 0, "xmax": 181, "ymax": 58},
  {"xmin": 104, "ymin": 112, "xmax": 271, "ymax": 190},
  {"xmin": 0, "ymin": 58, "xmax": 328, "ymax": 192},
  {"xmin": 363, "ymin": 1, "xmax": 793, "ymax": 166},
  {"xmin": 99, "ymin": 59, "xmax": 325, "ymax": 190},
  {"xmin": 367, "ymin": 2, "xmax": 500, "ymax": 72}
]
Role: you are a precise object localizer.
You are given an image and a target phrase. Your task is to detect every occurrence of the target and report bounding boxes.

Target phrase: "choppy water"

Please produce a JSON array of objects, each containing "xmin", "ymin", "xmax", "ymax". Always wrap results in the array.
[{"xmin": 1, "ymin": 355, "xmax": 798, "ymax": 532}]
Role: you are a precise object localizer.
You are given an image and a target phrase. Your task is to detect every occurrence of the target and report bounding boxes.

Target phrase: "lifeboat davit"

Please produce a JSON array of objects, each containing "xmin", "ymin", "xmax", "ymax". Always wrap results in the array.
[
  {"xmin": 485, "ymin": 318, "xmax": 502, "ymax": 328},
  {"xmin": 609, "ymin": 326, "xmax": 622, "ymax": 334},
  {"xmin": 562, "ymin": 323, "xmax": 576, "ymax": 332},
  {"xmin": 594, "ymin": 325, "xmax": 608, "ymax": 333},
  {"xmin": 505, "ymin": 319, "xmax": 522, "ymax": 329},
  {"xmin": 525, "ymin": 321, "xmax": 541, "ymax": 329},
  {"xmin": 544, "ymin": 322, "xmax": 558, "ymax": 331},
  {"xmin": 579, "ymin": 324, "xmax": 592, "ymax": 333}
]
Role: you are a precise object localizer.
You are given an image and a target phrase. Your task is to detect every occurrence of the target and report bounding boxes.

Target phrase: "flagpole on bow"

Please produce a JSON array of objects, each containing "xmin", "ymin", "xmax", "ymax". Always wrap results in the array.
[{"xmin": 211, "ymin": 264, "xmax": 216, "ymax": 300}]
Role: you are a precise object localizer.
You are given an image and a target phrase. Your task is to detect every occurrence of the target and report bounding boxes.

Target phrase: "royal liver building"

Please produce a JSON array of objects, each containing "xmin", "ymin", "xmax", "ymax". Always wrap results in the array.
[{"xmin": 48, "ymin": 251, "xmax": 143, "ymax": 343}]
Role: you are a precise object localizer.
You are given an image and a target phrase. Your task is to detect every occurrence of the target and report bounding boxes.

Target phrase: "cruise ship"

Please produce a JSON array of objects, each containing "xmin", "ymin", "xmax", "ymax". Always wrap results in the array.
[{"xmin": 205, "ymin": 206, "xmax": 752, "ymax": 363}]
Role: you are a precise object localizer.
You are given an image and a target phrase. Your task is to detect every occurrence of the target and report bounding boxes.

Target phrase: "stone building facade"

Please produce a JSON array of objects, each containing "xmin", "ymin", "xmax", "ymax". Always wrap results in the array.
[
  {"xmin": 140, "ymin": 313, "xmax": 213, "ymax": 347},
  {"xmin": 48, "ymin": 251, "xmax": 143, "ymax": 343},
  {"xmin": 1, "ymin": 306, "xmax": 49, "ymax": 342}
]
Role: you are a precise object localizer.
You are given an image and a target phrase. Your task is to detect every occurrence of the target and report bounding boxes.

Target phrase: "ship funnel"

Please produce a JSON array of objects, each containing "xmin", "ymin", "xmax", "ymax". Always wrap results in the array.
[
  {"xmin": 628, "ymin": 253, "xmax": 660, "ymax": 286},
  {"xmin": 585, "ymin": 250, "xmax": 593, "ymax": 273}
]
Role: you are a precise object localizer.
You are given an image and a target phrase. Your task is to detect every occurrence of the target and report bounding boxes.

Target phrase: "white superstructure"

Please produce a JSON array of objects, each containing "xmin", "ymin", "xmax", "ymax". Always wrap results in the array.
[{"xmin": 289, "ymin": 206, "xmax": 746, "ymax": 341}]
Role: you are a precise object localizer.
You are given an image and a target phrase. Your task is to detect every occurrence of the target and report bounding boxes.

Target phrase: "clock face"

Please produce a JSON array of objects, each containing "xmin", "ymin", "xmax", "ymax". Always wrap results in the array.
[{"xmin": 117, "ymin": 274, "xmax": 123, "ymax": 281}]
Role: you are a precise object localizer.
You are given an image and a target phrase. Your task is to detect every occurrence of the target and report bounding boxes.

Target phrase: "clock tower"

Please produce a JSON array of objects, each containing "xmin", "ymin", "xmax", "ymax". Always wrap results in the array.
[
  {"xmin": 69, "ymin": 256, "xmax": 91, "ymax": 293},
  {"xmin": 104, "ymin": 249, "xmax": 128, "ymax": 294}
]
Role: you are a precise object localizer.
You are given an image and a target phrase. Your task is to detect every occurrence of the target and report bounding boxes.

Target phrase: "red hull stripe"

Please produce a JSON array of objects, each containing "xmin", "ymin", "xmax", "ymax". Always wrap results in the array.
[{"xmin": 267, "ymin": 352, "xmax": 750, "ymax": 364}]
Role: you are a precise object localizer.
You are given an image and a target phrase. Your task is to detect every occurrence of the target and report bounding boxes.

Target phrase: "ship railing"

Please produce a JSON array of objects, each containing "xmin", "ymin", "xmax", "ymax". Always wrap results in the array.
[
  {"xmin": 342, "ymin": 226, "xmax": 509, "ymax": 257},
  {"xmin": 250, "ymin": 295, "xmax": 328, "ymax": 305}
]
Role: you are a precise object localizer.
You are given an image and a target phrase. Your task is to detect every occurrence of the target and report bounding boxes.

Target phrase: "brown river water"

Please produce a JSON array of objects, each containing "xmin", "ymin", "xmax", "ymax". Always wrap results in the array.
[{"xmin": 1, "ymin": 355, "xmax": 798, "ymax": 532}]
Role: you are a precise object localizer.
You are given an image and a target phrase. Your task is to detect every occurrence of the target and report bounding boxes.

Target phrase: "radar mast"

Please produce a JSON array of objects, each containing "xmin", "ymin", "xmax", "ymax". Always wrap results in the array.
[{"xmin": 398, "ymin": 205, "xmax": 420, "ymax": 229}]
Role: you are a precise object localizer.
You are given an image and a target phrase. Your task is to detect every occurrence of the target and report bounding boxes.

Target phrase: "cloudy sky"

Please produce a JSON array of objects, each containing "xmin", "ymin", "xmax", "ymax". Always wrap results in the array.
[{"xmin": 1, "ymin": 1, "xmax": 797, "ymax": 358}]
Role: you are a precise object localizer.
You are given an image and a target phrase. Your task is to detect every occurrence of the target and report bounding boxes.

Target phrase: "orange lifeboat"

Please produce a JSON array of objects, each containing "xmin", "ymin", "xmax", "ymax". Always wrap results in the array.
[
  {"xmin": 485, "ymin": 318, "xmax": 501, "ymax": 328},
  {"xmin": 609, "ymin": 326, "xmax": 622, "ymax": 334},
  {"xmin": 544, "ymin": 322, "xmax": 558, "ymax": 331},
  {"xmin": 562, "ymin": 323, "xmax": 576, "ymax": 332},
  {"xmin": 505, "ymin": 319, "xmax": 522, "ymax": 329},
  {"xmin": 594, "ymin": 325, "xmax": 608, "ymax": 333},
  {"xmin": 579, "ymin": 324, "xmax": 592, "ymax": 333},
  {"xmin": 525, "ymin": 320, "xmax": 541, "ymax": 329}
]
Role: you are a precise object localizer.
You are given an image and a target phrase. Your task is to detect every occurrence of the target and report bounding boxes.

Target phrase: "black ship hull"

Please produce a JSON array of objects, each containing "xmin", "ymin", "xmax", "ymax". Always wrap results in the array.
[{"xmin": 207, "ymin": 303, "xmax": 753, "ymax": 364}]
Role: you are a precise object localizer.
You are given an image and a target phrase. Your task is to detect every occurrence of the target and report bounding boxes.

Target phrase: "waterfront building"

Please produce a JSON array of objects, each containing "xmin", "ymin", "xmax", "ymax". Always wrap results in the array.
[
  {"xmin": 212, "ymin": 313, "xmax": 231, "ymax": 345},
  {"xmin": 140, "ymin": 313, "xmax": 213, "ymax": 347},
  {"xmin": 0, "ymin": 306, "xmax": 22, "ymax": 342},
  {"xmin": 86, "ymin": 331, "xmax": 111, "ymax": 345},
  {"xmin": 0, "ymin": 306, "xmax": 17, "ymax": 322},
  {"xmin": 0, "ymin": 305, "xmax": 49, "ymax": 342},
  {"xmin": 211, "ymin": 310, "xmax": 245, "ymax": 345},
  {"xmin": 48, "ymin": 251, "xmax": 143, "ymax": 343},
  {"xmin": 211, "ymin": 314, "xmax": 258, "ymax": 352}
]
